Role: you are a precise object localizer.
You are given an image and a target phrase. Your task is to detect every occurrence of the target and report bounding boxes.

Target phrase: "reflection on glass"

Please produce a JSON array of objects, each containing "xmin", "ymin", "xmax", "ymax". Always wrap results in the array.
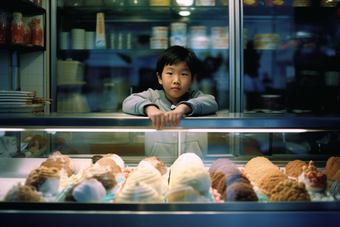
[{"xmin": 243, "ymin": 4, "xmax": 340, "ymax": 115}]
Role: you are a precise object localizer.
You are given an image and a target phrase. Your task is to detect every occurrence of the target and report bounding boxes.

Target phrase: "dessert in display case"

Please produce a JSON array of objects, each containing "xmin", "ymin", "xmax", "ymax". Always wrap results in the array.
[{"xmin": 0, "ymin": 113, "xmax": 340, "ymax": 226}]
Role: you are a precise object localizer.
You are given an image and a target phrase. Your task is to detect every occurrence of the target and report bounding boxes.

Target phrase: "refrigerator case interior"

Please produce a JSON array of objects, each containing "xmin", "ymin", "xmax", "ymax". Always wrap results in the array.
[{"xmin": 0, "ymin": 113, "xmax": 340, "ymax": 226}]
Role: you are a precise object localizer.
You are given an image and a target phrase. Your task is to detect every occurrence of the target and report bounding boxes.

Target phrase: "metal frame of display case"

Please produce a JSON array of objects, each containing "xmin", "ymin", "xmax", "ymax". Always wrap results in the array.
[{"xmin": 1, "ymin": 113, "xmax": 340, "ymax": 225}]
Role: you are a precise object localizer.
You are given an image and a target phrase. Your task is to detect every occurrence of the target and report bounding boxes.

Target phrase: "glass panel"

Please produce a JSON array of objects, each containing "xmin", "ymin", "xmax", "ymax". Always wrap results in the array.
[
  {"xmin": 56, "ymin": 3, "xmax": 229, "ymax": 113},
  {"xmin": 1, "ymin": 128, "xmax": 339, "ymax": 203},
  {"xmin": 243, "ymin": 2, "xmax": 340, "ymax": 114}
]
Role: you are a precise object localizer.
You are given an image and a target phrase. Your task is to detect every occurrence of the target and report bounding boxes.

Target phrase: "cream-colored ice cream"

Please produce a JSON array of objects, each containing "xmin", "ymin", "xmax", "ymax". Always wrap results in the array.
[
  {"xmin": 72, "ymin": 178, "xmax": 106, "ymax": 202},
  {"xmin": 116, "ymin": 181, "xmax": 160, "ymax": 202},
  {"xmin": 170, "ymin": 164, "xmax": 211, "ymax": 197},
  {"xmin": 138, "ymin": 157, "xmax": 167, "ymax": 176},
  {"xmin": 170, "ymin": 153, "xmax": 210, "ymax": 197},
  {"xmin": 126, "ymin": 165, "xmax": 164, "ymax": 195},
  {"xmin": 171, "ymin": 153, "xmax": 204, "ymax": 170},
  {"xmin": 167, "ymin": 184, "xmax": 210, "ymax": 202}
]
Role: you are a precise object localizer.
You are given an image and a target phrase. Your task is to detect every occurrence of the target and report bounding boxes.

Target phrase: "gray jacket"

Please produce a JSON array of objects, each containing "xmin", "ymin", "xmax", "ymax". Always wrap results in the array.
[
  {"xmin": 122, "ymin": 89, "xmax": 218, "ymax": 159},
  {"xmin": 122, "ymin": 88, "xmax": 218, "ymax": 116}
]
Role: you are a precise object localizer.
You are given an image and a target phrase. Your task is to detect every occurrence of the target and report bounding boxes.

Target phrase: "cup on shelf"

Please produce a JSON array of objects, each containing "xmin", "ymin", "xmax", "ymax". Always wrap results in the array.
[
  {"xmin": 85, "ymin": 31, "xmax": 95, "ymax": 49},
  {"xmin": 71, "ymin": 28, "xmax": 85, "ymax": 50},
  {"xmin": 59, "ymin": 32, "xmax": 70, "ymax": 50}
]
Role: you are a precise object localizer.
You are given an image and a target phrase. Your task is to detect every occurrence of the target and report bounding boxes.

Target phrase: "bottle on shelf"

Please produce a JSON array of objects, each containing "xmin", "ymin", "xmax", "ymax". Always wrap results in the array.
[
  {"xmin": 33, "ymin": 0, "xmax": 42, "ymax": 7},
  {"xmin": 30, "ymin": 18, "xmax": 43, "ymax": 46},
  {"xmin": 0, "ymin": 12, "xmax": 8, "ymax": 44},
  {"xmin": 22, "ymin": 17, "xmax": 31, "ymax": 45},
  {"xmin": 10, "ymin": 12, "xmax": 25, "ymax": 44}
]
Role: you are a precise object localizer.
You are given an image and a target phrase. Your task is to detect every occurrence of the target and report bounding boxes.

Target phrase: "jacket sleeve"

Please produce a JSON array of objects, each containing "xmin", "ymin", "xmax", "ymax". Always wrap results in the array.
[
  {"xmin": 178, "ymin": 90, "xmax": 218, "ymax": 116},
  {"xmin": 122, "ymin": 89, "xmax": 159, "ymax": 116}
]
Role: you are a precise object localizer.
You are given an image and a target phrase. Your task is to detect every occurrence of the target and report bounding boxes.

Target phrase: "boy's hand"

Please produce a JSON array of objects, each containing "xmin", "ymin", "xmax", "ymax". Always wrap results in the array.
[
  {"xmin": 144, "ymin": 104, "xmax": 192, "ymax": 129},
  {"xmin": 145, "ymin": 105, "xmax": 166, "ymax": 129},
  {"xmin": 164, "ymin": 104, "xmax": 192, "ymax": 127}
]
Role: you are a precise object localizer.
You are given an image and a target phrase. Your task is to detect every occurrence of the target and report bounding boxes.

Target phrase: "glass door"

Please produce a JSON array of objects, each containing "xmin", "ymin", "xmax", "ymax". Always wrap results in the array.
[
  {"xmin": 51, "ymin": 0, "xmax": 230, "ymax": 113},
  {"xmin": 242, "ymin": 0, "xmax": 340, "ymax": 115}
]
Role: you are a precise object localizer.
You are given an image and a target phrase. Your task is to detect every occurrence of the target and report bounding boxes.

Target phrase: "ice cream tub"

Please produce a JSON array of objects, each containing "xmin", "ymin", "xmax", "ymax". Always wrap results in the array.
[
  {"xmin": 196, "ymin": 0, "xmax": 215, "ymax": 6},
  {"xmin": 152, "ymin": 26, "xmax": 168, "ymax": 38},
  {"xmin": 150, "ymin": 38, "xmax": 168, "ymax": 49},
  {"xmin": 189, "ymin": 36, "xmax": 209, "ymax": 49},
  {"xmin": 170, "ymin": 22, "xmax": 187, "ymax": 36},
  {"xmin": 254, "ymin": 41, "xmax": 279, "ymax": 50},
  {"xmin": 211, "ymin": 27, "xmax": 228, "ymax": 38},
  {"xmin": 170, "ymin": 35, "xmax": 187, "ymax": 46},
  {"xmin": 189, "ymin": 26, "xmax": 207, "ymax": 36},
  {"xmin": 212, "ymin": 37, "xmax": 228, "ymax": 49}
]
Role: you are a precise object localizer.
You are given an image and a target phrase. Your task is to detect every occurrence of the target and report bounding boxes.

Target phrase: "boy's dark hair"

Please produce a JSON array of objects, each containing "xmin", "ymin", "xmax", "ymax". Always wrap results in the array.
[{"xmin": 156, "ymin": 45, "xmax": 199, "ymax": 79}]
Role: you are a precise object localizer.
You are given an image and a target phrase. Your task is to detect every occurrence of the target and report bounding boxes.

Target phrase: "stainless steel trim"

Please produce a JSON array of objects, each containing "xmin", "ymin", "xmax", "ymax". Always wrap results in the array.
[
  {"xmin": 229, "ymin": 0, "xmax": 235, "ymax": 113},
  {"xmin": 229, "ymin": 0, "xmax": 244, "ymax": 113},
  {"xmin": 238, "ymin": 0, "xmax": 244, "ymax": 113},
  {"xmin": 51, "ymin": 0, "xmax": 57, "ymax": 112},
  {"xmin": 0, "ymin": 113, "xmax": 340, "ymax": 129}
]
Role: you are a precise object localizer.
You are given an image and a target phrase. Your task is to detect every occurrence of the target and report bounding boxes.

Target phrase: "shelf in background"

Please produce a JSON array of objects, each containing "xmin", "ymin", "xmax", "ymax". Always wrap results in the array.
[
  {"xmin": 244, "ymin": 6, "xmax": 338, "ymax": 21},
  {"xmin": 0, "ymin": 0, "xmax": 46, "ymax": 14},
  {"xmin": 0, "ymin": 44, "xmax": 45, "ymax": 53},
  {"xmin": 57, "ymin": 48, "xmax": 229, "ymax": 62},
  {"xmin": 58, "ymin": 6, "xmax": 229, "ymax": 22}
]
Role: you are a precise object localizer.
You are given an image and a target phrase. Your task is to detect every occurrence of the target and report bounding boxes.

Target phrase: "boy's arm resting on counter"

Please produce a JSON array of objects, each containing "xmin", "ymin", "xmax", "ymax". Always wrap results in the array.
[
  {"xmin": 178, "ymin": 90, "xmax": 218, "ymax": 116},
  {"xmin": 122, "ymin": 89, "xmax": 159, "ymax": 116}
]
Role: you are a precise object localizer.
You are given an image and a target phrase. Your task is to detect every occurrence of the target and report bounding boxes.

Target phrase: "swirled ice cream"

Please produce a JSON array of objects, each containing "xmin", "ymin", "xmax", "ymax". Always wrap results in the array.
[
  {"xmin": 126, "ymin": 165, "xmax": 164, "ymax": 195},
  {"xmin": 116, "ymin": 181, "xmax": 160, "ymax": 202},
  {"xmin": 25, "ymin": 166, "xmax": 60, "ymax": 195}
]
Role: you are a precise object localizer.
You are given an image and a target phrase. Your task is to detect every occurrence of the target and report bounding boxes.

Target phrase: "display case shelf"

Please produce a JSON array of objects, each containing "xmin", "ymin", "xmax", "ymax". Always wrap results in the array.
[
  {"xmin": 0, "ymin": 0, "xmax": 45, "ymax": 14},
  {"xmin": 0, "ymin": 44, "xmax": 45, "ymax": 53}
]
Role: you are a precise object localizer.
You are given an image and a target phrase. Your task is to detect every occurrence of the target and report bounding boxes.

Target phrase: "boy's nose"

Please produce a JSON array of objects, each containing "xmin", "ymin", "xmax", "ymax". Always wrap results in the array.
[{"xmin": 173, "ymin": 76, "xmax": 180, "ymax": 84}]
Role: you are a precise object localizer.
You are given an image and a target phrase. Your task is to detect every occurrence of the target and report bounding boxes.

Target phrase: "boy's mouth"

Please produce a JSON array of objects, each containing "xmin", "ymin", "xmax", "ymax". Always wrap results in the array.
[{"xmin": 172, "ymin": 87, "xmax": 180, "ymax": 90}]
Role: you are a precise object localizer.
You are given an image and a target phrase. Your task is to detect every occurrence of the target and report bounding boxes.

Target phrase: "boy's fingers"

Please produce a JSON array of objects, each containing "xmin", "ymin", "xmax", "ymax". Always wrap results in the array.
[{"xmin": 164, "ymin": 113, "xmax": 170, "ymax": 126}]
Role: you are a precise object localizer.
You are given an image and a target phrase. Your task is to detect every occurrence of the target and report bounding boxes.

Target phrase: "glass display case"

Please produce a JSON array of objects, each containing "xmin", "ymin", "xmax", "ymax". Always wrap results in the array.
[{"xmin": 0, "ymin": 113, "xmax": 340, "ymax": 226}]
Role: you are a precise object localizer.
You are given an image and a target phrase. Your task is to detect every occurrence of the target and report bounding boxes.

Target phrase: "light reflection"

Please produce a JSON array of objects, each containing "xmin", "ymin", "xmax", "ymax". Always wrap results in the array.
[
  {"xmin": 0, "ymin": 128, "xmax": 308, "ymax": 133},
  {"xmin": 179, "ymin": 11, "xmax": 191, "ymax": 16}
]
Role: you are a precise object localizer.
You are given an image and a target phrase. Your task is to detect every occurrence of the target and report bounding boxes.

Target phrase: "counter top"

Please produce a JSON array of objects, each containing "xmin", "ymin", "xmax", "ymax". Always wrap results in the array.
[{"xmin": 1, "ymin": 112, "xmax": 340, "ymax": 129}]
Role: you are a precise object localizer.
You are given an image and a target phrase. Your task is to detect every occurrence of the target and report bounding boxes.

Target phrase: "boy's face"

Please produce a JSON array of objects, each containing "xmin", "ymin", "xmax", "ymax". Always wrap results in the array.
[{"xmin": 157, "ymin": 61, "xmax": 196, "ymax": 105}]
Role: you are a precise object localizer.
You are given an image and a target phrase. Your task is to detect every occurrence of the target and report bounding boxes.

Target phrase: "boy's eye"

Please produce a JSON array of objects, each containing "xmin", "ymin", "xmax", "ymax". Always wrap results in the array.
[
  {"xmin": 182, "ymin": 73, "xmax": 188, "ymax": 76},
  {"xmin": 167, "ymin": 72, "xmax": 172, "ymax": 75}
]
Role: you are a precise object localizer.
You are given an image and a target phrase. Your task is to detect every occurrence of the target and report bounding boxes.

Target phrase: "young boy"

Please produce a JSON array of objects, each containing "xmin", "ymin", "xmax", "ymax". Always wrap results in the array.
[{"xmin": 122, "ymin": 45, "xmax": 218, "ymax": 158}]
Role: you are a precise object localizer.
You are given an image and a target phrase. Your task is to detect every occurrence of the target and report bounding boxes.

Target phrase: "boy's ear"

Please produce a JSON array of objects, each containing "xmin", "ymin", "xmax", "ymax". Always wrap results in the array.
[
  {"xmin": 157, "ymin": 72, "xmax": 163, "ymax": 85},
  {"xmin": 190, "ymin": 74, "xmax": 197, "ymax": 85}
]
